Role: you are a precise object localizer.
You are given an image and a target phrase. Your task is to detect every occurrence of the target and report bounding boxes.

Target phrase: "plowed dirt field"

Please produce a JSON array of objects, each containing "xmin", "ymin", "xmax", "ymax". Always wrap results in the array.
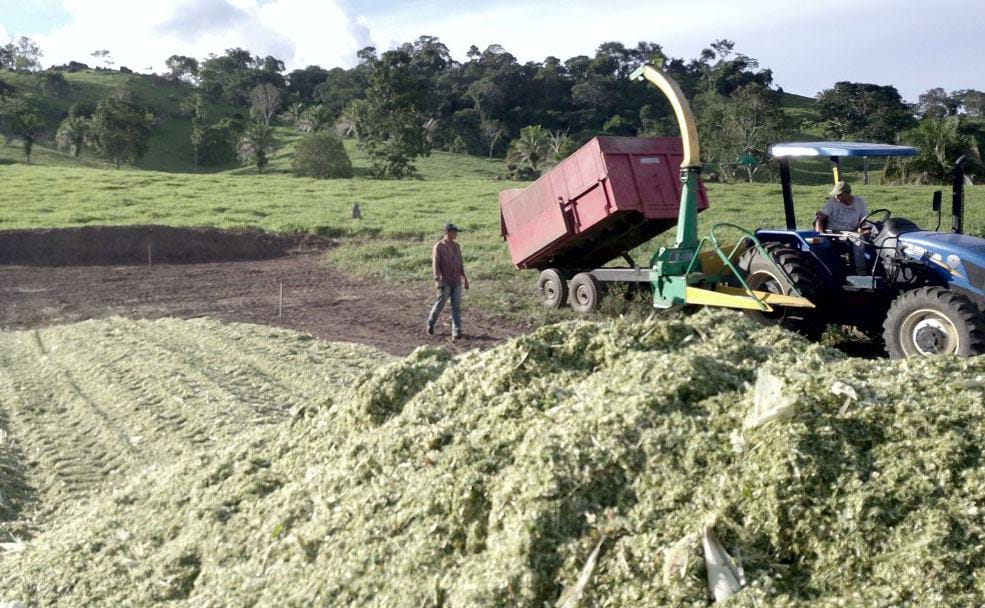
[{"xmin": 0, "ymin": 227, "xmax": 526, "ymax": 355}]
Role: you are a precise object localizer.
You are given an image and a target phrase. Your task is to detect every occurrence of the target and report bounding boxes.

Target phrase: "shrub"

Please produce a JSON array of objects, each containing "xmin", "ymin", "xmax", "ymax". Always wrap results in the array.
[
  {"xmin": 291, "ymin": 131, "xmax": 353, "ymax": 179},
  {"xmin": 41, "ymin": 71, "xmax": 69, "ymax": 97},
  {"xmin": 198, "ymin": 118, "xmax": 242, "ymax": 167}
]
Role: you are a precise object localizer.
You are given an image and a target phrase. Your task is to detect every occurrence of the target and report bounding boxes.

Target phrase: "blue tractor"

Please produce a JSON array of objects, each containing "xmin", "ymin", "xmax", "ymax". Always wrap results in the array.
[{"xmin": 735, "ymin": 141, "xmax": 985, "ymax": 358}]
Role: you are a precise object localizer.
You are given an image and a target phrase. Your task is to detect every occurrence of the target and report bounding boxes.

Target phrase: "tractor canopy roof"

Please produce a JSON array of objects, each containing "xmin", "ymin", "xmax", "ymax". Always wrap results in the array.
[{"xmin": 770, "ymin": 141, "xmax": 918, "ymax": 159}]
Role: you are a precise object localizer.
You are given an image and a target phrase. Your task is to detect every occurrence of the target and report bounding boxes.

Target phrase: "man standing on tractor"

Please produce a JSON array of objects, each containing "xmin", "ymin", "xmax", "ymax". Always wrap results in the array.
[
  {"xmin": 427, "ymin": 223, "xmax": 469, "ymax": 339},
  {"xmin": 815, "ymin": 181, "xmax": 869, "ymax": 274}
]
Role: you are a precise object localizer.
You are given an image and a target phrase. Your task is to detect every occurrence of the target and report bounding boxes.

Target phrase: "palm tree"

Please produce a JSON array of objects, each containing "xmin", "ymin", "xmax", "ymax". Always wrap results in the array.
[
  {"xmin": 284, "ymin": 101, "xmax": 304, "ymax": 126},
  {"xmin": 336, "ymin": 100, "xmax": 368, "ymax": 139},
  {"xmin": 507, "ymin": 125, "xmax": 553, "ymax": 172},
  {"xmin": 549, "ymin": 128, "xmax": 570, "ymax": 161},
  {"xmin": 893, "ymin": 117, "xmax": 982, "ymax": 183},
  {"xmin": 1, "ymin": 99, "xmax": 45, "ymax": 164},
  {"xmin": 18, "ymin": 112, "xmax": 43, "ymax": 164},
  {"xmin": 238, "ymin": 120, "xmax": 275, "ymax": 173},
  {"xmin": 297, "ymin": 104, "xmax": 333, "ymax": 133},
  {"xmin": 55, "ymin": 114, "xmax": 91, "ymax": 159}
]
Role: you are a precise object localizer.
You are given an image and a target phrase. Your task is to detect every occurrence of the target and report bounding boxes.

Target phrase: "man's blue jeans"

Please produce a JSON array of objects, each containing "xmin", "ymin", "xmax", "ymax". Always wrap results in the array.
[{"xmin": 427, "ymin": 284, "xmax": 462, "ymax": 335}]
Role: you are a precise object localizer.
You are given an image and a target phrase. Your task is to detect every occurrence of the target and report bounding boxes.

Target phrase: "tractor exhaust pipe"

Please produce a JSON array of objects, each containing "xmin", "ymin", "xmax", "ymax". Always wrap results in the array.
[{"xmin": 952, "ymin": 155, "xmax": 966, "ymax": 234}]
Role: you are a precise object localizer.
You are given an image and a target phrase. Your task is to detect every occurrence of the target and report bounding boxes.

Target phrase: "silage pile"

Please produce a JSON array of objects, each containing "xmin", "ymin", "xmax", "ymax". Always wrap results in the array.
[{"xmin": 2, "ymin": 310, "xmax": 984, "ymax": 607}]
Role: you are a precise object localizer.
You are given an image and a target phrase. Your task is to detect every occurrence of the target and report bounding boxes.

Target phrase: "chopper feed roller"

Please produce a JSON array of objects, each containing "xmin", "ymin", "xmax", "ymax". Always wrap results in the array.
[{"xmin": 498, "ymin": 64, "xmax": 814, "ymax": 315}]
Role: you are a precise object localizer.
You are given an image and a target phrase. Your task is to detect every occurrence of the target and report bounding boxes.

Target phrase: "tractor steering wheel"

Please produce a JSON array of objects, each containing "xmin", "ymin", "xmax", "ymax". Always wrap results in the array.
[{"xmin": 860, "ymin": 208, "xmax": 892, "ymax": 232}]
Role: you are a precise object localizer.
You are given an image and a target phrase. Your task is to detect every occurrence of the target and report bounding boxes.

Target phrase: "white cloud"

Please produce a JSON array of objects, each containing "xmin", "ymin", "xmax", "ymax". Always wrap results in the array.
[
  {"xmin": 257, "ymin": 0, "xmax": 370, "ymax": 69},
  {"xmin": 28, "ymin": 0, "xmax": 370, "ymax": 72}
]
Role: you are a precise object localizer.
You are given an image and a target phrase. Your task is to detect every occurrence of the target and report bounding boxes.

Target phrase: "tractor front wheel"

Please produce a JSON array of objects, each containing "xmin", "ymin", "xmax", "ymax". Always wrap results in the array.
[
  {"xmin": 736, "ymin": 243, "xmax": 825, "ymax": 340},
  {"xmin": 569, "ymin": 273, "xmax": 602, "ymax": 314},
  {"xmin": 883, "ymin": 287, "xmax": 985, "ymax": 358},
  {"xmin": 537, "ymin": 269, "xmax": 568, "ymax": 309}
]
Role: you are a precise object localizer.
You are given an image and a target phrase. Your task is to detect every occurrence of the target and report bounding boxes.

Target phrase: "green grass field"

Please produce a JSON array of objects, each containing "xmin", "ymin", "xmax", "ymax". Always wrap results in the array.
[
  {"xmin": 1, "ymin": 144, "xmax": 981, "ymax": 322},
  {"xmin": 0, "ymin": 68, "xmax": 977, "ymax": 322}
]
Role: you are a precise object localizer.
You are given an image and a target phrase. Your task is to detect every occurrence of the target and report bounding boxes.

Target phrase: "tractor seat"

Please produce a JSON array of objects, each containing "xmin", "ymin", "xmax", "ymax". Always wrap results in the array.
[{"xmin": 880, "ymin": 217, "xmax": 921, "ymax": 238}]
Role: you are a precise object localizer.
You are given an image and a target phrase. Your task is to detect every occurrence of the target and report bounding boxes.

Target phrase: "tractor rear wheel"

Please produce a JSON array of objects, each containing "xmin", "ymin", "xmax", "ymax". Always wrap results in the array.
[
  {"xmin": 736, "ymin": 243, "xmax": 825, "ymax": 340},
  {"xmin": 883, "ymin": 286, "xmax": 985, "ymax": 358},
  {"xmin": 537, "ymin": 269, "xmax": 568, "ymax": 309},
  {"xmin": 570, "ymin": 272, "xmax": 602, "ymax": 314}
]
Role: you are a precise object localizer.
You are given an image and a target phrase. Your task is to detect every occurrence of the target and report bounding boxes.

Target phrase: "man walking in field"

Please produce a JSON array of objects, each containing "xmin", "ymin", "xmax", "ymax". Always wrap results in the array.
[{"xmin": 427, "ymin": 223, "xmax": 469, "ymax": 339}]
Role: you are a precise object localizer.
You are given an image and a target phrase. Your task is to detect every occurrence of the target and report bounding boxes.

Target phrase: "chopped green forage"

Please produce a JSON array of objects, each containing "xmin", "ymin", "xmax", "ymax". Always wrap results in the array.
[{"xmin": 1, "ymin": 311, "xmax": 983, "ymax": 607}]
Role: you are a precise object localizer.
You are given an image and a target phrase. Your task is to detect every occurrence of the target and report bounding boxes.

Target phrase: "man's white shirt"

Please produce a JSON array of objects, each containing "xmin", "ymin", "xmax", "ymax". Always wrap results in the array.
[{"xmin": 820, "ymin": 195, "xmax": 868, "ymax": 231}]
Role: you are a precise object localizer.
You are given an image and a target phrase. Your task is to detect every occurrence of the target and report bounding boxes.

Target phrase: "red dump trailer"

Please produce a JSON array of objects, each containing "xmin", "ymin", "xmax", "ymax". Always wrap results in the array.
[{"xmin": 499, "ymin": 136, "xmax": 709, "ymax": 311}]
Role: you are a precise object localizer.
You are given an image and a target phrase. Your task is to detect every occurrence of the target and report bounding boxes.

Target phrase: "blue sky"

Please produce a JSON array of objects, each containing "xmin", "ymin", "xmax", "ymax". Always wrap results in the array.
[
  {"xmin": 1, "ymin": 0, "xmax": 982, "ymax": 101},
  {"xmin": 0, "ymin": 0, "xmax": 69, "ymax": 32}
]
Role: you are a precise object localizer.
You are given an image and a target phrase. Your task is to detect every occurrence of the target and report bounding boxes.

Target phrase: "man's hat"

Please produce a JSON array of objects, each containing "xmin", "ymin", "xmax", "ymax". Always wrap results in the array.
[
  {"xmin": 829, "ymin": 181, "xmax": 852, "ymax": 197},
  {"xmin": 443, "ymin": 222, "xmax": 462, "ymax": 233}
]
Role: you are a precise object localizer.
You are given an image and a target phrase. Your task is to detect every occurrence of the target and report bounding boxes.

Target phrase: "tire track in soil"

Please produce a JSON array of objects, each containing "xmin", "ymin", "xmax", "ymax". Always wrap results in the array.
[
  {"xmin": 0, "ymin": 317, "xmax": 386, "ymax": 537},
  {"xmin": 0, "ymin": 343, "xmax": 39, "ymax": 539},
  {"xmin": 0, "ymin": 329, "xmax": 137, "ymax": 528},
  {"xmin": 41, "ymin": 322, "xmax": 227, "ymax": 454},
  {"xmin": 46, "ymin": 319, "xmax": 291, "ymax": 457}
]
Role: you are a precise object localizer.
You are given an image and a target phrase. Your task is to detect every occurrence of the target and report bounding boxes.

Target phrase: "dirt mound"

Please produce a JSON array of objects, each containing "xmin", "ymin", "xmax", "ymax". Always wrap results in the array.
[
  {"xmin": 0, "ymin": 226, "xmax": 326, "ymax": 266},
  {"xmin": 2, "ymin": 311, "xmax": 983, "ymax": 606}
]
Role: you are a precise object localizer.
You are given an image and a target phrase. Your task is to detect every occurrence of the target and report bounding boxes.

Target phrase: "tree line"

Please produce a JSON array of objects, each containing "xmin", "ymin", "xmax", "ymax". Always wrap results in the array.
[{"xmin": 0, "ymin": 34, "xmax": 982, "ymax": 183}]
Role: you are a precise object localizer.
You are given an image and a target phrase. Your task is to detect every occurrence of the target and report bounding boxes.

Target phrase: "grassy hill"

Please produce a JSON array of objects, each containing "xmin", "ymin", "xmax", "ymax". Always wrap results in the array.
[
  {"xmin": 0, "ymin": 68, "xmax": 833, "ymax": 178},
  {"xmin": 0, "ymin": 69, "xmax": 241, "ymax": 172},
  {"xmin": 781, "ymin": 91, "xmax": 821, "ymax": 135}
]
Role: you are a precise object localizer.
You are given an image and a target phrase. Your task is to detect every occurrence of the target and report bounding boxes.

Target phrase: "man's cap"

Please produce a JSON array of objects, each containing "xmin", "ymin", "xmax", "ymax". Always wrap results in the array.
[
  {"xmin": 829, "ymin": 181, "xmax": 852, "ymax": 197},
  {"xmin": 443, "ymin": 223, "xmax": 463, "ymax": 233}
]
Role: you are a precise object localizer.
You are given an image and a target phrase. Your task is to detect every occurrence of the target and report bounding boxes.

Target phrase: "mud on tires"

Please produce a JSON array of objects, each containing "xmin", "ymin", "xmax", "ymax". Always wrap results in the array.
[
  {"xmin": 883, "ymin": 286, "xmax": 985, "ymax": 358},
  {"xmin": 736, "ymin": 243, "xmax": 825, "ymax": 340}
]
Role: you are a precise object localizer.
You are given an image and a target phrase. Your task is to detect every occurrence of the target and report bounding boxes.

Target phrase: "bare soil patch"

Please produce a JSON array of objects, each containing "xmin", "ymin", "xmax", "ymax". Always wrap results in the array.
[
  {"xmin": 0, "ymin": 225, "xmax": 309, "ymax": 266},
  {"xmin": 0, "ymin": 227, "xmax": 526, "ymax": 355}
]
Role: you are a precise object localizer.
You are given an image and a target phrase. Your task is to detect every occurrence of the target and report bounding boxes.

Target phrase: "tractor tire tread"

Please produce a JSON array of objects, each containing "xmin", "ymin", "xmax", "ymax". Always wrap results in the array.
[
  {"xmin": 737, "ymin": 243, "xmax": 825, "ymax": 340},
  {"xmin": 883, "ymin": 286, "xmax": 985, "ymax": 358}
]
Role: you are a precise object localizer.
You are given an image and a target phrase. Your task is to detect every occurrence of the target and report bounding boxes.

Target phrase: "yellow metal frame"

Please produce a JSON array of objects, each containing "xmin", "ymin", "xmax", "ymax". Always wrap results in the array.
[
  {"xmin": 632, "ymin": 65, "xmax": 701, "ymax": 168},
  {"xmin": 685, "ymin": 286, "xmax": 772, "ymax": 311}
]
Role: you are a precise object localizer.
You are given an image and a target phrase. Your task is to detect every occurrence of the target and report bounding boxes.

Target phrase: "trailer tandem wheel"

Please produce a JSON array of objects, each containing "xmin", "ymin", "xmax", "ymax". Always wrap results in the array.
[
  {"xmin": 570, "ymin": 272, "xmax": 602, "ymax": 314},
  {"xmin": 537, "ymin": 269, "xmax": 569, "ymax": 309}
]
